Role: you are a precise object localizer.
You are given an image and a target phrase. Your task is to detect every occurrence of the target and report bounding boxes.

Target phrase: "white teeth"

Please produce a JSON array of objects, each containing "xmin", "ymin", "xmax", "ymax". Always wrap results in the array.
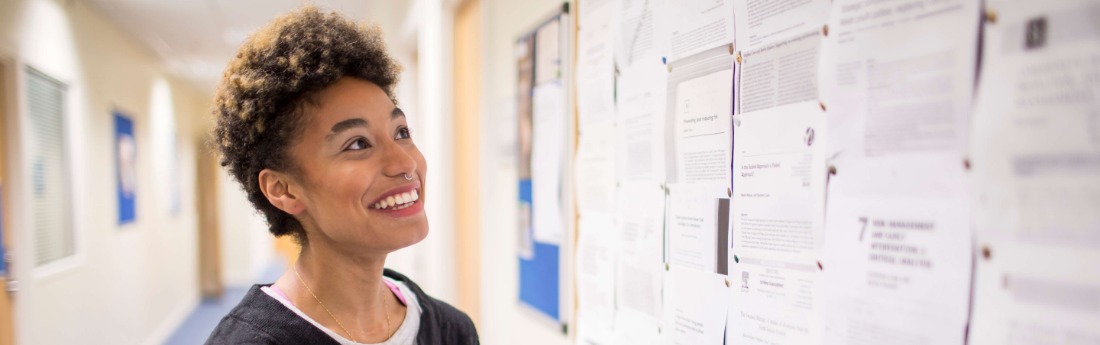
[{"xmin": 374, "ymin": 190, "xmax": 419, "ymax": 210}]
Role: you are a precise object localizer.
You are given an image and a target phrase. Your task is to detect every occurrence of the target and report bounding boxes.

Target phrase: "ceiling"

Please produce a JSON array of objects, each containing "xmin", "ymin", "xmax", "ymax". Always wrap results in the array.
[{"xmin": 86, "ymin": 0, "xmax": 418, "ymax": 95}]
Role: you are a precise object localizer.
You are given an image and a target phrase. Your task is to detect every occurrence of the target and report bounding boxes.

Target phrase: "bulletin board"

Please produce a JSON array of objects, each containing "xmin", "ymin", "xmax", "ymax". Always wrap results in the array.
[
  {"xmin": 561, "ymin": 0, "xmax": 1100, "ymax": 344},
  {"xmin": 516, "ymin": 3, "xmax": 573, "ymax": 329}
]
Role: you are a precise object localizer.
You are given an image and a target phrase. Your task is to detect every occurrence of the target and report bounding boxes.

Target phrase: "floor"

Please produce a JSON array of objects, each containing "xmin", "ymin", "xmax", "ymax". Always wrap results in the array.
[{"xmin": 163, "ymin": 261, "xmax": 285, "ymax": 345}]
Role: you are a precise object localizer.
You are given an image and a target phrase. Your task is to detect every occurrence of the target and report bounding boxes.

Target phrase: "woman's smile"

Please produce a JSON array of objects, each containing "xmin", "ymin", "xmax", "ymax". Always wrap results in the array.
[{"xmin": 369, "ymin": 181, "xmax": 424, "ymax": 218}]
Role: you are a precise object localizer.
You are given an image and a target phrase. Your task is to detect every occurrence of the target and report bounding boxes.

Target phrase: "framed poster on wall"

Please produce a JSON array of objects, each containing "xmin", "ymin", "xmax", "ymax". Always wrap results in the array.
[{"xmin": 115, "ymin": 111, "xmax": 137, "ymax": 225}]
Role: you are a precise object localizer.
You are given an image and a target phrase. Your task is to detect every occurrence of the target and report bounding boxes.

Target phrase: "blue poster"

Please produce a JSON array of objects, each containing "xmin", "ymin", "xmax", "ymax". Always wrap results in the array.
[{"xmin": 115, "ymin": 112, "xmax": 136, "ymax": 224}]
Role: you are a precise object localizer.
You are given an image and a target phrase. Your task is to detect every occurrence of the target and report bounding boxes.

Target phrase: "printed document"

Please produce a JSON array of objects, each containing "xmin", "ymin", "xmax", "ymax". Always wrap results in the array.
[
  {"xmin": 969, "ymin": 1, "xmax": 1100, "ymax": 344},
  {"xmin": 727, "ymin": 101, "xmax": 826, "ymax": 345}
]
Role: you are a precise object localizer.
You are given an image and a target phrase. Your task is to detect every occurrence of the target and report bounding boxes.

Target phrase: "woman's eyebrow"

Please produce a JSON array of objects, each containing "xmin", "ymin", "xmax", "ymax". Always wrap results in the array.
[
  {"xmin": 392, "ymin": 107, "xmax": 405, "ymax": 119},
  {"xmin": 326, "ymin": 118, "xmax": 368, "ymax": 140}
]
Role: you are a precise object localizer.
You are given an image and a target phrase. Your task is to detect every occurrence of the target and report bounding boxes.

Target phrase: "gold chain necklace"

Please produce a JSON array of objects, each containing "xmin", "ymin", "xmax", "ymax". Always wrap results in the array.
[{"xmin": 293, "ymin": 265, "xmax": 392, "ymax": 343}]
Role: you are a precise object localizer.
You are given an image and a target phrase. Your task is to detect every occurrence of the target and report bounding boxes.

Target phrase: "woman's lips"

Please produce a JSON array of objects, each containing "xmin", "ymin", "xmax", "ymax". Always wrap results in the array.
[
  {"xmin": 368, "ymin": 182, "xmax": 424, "ymax": 218},
  {"xmin": 369, "ymin": 182, "xmax": 420, "ymax": 207},
  {"xmin": 371, "ymin": 190, "xmax": 423, "ymax": 218},
  {"xmin": 371, "ymin": 189, "xmax": 419, "ymax": 210}
]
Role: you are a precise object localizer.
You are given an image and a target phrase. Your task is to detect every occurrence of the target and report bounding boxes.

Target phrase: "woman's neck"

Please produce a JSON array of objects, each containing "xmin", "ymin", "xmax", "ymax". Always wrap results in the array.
[
  {"xmin": 275, "ymin": 241, "xmax": 394, "ymax": 341},
  {"xmin": 301, "ymin": 244, "xmax": 387, "ymax": 309}
]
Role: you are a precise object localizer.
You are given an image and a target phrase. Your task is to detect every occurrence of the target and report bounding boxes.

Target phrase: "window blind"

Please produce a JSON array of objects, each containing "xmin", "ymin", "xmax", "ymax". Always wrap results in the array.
[{"xmin": 26, "ymin": 68, "xmax": 74, "ymax": 266}]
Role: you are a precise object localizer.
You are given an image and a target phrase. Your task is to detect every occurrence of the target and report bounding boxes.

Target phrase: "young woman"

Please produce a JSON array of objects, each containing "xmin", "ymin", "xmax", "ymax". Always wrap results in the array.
[{"xmin": 205, "ymin": 6, "xmax": 478, "ymax": 345}]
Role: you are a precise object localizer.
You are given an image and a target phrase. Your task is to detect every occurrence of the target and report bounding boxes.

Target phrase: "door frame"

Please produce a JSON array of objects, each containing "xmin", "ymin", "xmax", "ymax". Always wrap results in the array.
[{"xmin": 0, "ymin": 47, "xmax": 18, "ymax": 345}]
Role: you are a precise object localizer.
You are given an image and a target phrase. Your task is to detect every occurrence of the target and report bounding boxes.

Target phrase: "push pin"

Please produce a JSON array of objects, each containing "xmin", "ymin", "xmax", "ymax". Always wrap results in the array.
[
  {"xmin": 819, "ymin": 101, "xmax": 827, "ymax": 112},
  {"xmin": 822, "ymin": 24, "xmax": 829, "ymax": 37},
  {"xmin": 985, "ymin": 10, "xmax": 998, "ymax": 23},
  {"xmin": 735, "ymin": 51, "xmax": 743, "ymax": 64}
]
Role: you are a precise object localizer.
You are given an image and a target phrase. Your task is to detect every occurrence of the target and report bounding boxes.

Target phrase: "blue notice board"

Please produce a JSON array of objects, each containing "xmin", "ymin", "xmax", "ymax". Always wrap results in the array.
[
  {"xmin": 518, "ymin": 179, "xmax": 560, "ymax": 321},
  {"xmin": 516, "ymin": 5, "xmax": 569, "ymax": 328}
]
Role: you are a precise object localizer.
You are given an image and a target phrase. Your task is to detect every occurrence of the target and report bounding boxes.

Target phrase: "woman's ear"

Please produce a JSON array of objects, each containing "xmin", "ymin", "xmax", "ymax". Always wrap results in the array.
[{"xmin": 258, "ymin": 169, "xmax": 305, "ymax": 215}]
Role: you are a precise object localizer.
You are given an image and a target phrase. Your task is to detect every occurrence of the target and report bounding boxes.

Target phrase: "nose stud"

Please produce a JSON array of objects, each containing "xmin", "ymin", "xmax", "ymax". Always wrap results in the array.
[{"xmin": 403, "ymin": 173, "xmax": 413, "ymax": 181}]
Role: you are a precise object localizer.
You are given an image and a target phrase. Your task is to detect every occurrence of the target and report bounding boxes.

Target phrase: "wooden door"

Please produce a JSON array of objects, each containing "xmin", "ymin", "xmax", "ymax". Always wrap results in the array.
[
  {"xmin": 453, "ymin": 0, "xmax": 482, "ymax": 327},
  {"xmin": 196, "ymin": 145, "xmax": 224, "ymax": 298},
  {"xmin": 0, "ymin": 58, "xmax": 15, "ymax": 345}
]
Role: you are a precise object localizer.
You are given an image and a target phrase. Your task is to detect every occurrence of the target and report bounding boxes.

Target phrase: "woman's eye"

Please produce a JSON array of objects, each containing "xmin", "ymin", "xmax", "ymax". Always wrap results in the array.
[
  {"xmin": 396, "ymin": 127, "xmax": 412, "ymax": 140},
  {"xmin": 346, "ymin": 138, "xmax": 371, "ymax": 151}
]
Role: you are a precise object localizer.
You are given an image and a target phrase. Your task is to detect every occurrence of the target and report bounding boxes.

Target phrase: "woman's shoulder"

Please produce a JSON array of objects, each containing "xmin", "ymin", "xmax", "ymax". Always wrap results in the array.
[
  {"xmin": 204, "ymin": 285, "xmax": 339, "ymax": 345},
  {"xmin": 383, "ymin": 269, "xmax": 481, "ymax": 345}
]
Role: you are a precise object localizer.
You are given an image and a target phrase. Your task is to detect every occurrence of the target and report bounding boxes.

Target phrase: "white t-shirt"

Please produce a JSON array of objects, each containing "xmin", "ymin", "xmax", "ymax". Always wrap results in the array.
[{"xmin": 261, "ymin": 277, "xmax": 421, "ymax": 345}]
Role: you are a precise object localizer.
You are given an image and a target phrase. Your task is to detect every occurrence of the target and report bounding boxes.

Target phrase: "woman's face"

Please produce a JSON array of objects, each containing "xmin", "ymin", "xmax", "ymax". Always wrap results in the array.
[{"xmin": 289, "ymin": 77, "xmax": 428, "ymax": 253}]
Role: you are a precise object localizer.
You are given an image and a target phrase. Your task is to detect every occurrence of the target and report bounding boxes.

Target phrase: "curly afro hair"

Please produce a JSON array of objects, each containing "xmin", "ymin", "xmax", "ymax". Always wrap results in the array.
[{"xmin": 212, "ymin": 6, "xmax": 401, "ymax": 242}]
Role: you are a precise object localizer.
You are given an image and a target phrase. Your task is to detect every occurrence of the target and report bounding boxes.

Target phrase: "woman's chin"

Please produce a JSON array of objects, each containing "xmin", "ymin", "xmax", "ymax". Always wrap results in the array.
[{"xmin": 388, "ymin": 221, "xmax": 429, "ymax": 250}]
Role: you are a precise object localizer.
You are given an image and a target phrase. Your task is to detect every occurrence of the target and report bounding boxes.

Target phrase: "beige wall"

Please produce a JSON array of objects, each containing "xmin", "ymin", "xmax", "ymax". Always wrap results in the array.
[
  {"xmin": 0, "ymin": 0, "xmax": 216, "ymax": 343},
  {"xmin": 478, "ymin": 0, "xmax": 573, "ymax": 344},
  {"xmin": 218, "ymin": 167, "xmax": 274, "ymax": 286}
]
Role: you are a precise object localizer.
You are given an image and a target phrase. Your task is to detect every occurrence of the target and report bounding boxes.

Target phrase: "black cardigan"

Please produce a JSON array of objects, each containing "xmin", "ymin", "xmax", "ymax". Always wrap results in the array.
[{"xmin": 205, "ymin": 269, "xmax": 479, "ymax": 345}]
